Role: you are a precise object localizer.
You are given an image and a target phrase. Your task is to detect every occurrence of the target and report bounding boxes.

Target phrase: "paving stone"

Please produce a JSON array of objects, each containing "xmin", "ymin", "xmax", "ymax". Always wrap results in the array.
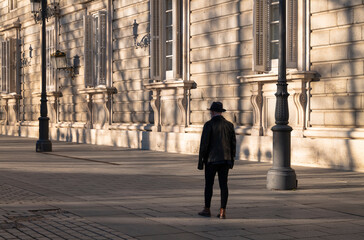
[
  {"xmin": 283, "ymin": 230, "xmax": 329, "ymax": 238},
  {"xmin": 245, "ymin": 233, "xmax": 293, "ymax": 240},
  {"xmin": 0, "ymin": 136, "xmax": 364, "ymax": 239}
]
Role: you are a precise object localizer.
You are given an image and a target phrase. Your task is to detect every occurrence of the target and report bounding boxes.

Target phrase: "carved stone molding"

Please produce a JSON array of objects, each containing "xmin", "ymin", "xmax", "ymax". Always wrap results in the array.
[
  {"xmin": 0, "ymin": 19, "xmax": 21, "ymax": 33},
  {"xmin": 79, "ymin": 86, "xmax": 117, "ymax": 129},
  {"xmin": 149, "ymin": 89, "xmax": 161, "ymax": 132},
  {"xmin": 239, "ymin": 71, "xmax": 318, "ymax": 136},
  {"xmin": 0, "ymin": 93, "xmax": 22, "ymax": 125},
  {"xmin": 177, "ymin": 89, "xmax": 188, "ymax": 128},
  {"xmin": 33, "ymin": 91, "xmax": 62, "ymax": 124},
  {"xmin": 250, "ymin": 82, "xmax": 263, "ymax": 136},
  {"xmin": 145, "ymin": 80, "xmax": 197, "ymax": 132}
]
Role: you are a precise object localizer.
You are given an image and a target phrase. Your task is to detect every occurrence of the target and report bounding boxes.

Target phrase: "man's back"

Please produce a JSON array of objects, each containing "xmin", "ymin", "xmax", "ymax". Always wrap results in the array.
[{"xmin": 200, "ymin": 115, "xmax": 236, "ymax": 166}]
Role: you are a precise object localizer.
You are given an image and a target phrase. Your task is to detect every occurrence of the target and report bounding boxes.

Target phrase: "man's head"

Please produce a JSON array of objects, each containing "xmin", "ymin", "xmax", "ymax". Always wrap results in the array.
[{"xmin": 208, "ymin": 102, "xmax": 226, "ymax": 117}]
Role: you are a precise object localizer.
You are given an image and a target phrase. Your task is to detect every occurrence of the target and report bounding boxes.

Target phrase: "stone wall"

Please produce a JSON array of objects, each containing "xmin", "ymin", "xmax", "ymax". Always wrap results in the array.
[
  {"xmin": 189, "ymin": 0, "xmax": 254, "ymax": 126},
  {"xmin": 310, "ymin": 0, "xmax": 364, "ymax": 134},
  {"xmin": 112, "ymin": 0, "xmax": 152, "ymax": 125}
]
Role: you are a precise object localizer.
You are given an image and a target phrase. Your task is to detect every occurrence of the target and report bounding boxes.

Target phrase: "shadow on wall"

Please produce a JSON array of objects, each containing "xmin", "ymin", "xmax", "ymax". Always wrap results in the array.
[
  {"xmin": 311, "ymin": 0, "xmax": 358, "ymax": 170},
  {"xmin": 237, "ymin": 135, "xmax": 272, "ymax": 163}
]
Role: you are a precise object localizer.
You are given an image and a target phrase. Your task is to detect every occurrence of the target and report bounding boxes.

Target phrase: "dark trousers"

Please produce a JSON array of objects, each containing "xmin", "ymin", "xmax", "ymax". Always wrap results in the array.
[{"xmin": 204, "ymin": 163, "xmax": 229, "ymax": 209}]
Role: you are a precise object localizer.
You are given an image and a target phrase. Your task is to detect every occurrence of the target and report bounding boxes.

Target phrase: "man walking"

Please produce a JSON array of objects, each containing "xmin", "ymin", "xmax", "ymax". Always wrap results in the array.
[{"xmin": 198, "ymin": 102, "xmax": 236, "ymax": 219}]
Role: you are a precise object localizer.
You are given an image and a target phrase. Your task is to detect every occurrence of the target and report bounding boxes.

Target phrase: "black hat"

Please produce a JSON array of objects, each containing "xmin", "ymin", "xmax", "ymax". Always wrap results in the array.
[{"xmin": 208, "ymin": 102, "xmax": 226, "ymax": 112}]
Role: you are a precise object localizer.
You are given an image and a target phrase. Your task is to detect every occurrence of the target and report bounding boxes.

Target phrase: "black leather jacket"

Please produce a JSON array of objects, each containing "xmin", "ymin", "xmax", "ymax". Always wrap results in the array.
[{"xmin": 198, "ymin": 115, "xmax": 236, "ymax": 169}]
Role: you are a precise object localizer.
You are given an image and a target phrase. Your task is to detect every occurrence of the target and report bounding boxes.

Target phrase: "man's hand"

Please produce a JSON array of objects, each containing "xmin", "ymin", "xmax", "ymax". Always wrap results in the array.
[{"xmin": 198, "ymin": 161, "xmax": 204, "ymax": 170}]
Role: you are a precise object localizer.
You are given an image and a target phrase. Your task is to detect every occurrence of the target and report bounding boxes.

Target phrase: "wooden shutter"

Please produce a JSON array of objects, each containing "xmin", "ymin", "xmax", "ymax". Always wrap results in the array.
[
  {"xmin": 173, "ymin": 0, "xmax": 182, "ymax": 79},
  {"xmin": 253, "ymin": 0, "xmax": 268, "ymax": 72},
  {"xmin": 151, "ymin": 0, "xmax": 160, "ymax": 80},
  {"xmin": 287, "ymin": 0, "xmax": 298, "ymax": 68},
  {"xmin": 8, "ymin": 38, "xmax": 19, "ymax": 93},
  {"xmin": 46, "ymin": 27, "xmax": 56, "ymax": 91},
  {"xmin": 98, "ymin": 11, "xmax": 107, "ymax": 86},
  {"xmin": 9, "ymin": 0, "xmax": 17, "ymax": 10},
  {"xmin": 84, "ymin": 14, "xmax": 94, "ymax": 87},
  {"xmin": 5, "ymin": 40, "xmax": 10, "ymax": 92},
  {"xmin": 0, "ymin": 41, "xmax": 6, "ymax": 92}
]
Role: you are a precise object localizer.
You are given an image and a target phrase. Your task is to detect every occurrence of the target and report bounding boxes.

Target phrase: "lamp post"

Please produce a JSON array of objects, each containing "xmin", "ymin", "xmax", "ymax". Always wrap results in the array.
[
  {"xmin": 267, "ymin": 0, "xmax": 297, "ymax": 190},
  {"xmin": 32, "ymin": 0, "xmax": 52, "ymax": 152}
]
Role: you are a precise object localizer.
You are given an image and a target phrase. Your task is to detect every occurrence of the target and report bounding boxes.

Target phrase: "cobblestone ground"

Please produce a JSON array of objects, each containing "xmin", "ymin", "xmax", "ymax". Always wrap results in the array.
[{"xmin": 0, "ymin": 184, "xmax": 134, "ymax": 240}]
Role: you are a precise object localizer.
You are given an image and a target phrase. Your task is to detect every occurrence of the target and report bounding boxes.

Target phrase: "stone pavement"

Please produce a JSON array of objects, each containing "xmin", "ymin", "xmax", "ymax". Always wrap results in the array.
[{"xmin": 0, "ymin": 135, "xmax": 363, "ymax": 240}]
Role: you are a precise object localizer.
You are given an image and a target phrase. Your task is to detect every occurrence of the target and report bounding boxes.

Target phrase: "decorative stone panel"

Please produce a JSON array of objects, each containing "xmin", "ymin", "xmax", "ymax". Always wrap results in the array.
[
  {"xmin": 0, "ymin": 93, "xmax": 22, "ymax": 125},
  {"xmin": 32, "ymin": 91, "xmax": 62, "ymax": 125},
  {"xmin": 78, "ymin": 87, "xmax": 117, "ymax": 129},
  {"xmin": 145, "ymin": 80, "xmax": 197, "ymax": 132},
  {"xmin": 239, "ymin": 71, "xmax": 318, "ymax": 137}
]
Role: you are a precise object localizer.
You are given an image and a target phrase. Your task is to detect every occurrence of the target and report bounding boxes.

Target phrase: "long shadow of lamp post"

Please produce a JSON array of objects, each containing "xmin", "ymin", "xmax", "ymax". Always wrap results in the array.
[
  {"xmin": 267, "ymin": 0, "xmax": 297, "ymax": 190},
  {"xmin": 30, "ymin": 0, "xmax": 55, "ymax": 152}
]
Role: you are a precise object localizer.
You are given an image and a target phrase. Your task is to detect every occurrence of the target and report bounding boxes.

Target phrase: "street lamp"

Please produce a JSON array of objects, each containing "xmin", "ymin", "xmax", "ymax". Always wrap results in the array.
[
  {"xmin": 51, "ymin": 50, "xmax": 79, "ymax": 77},
  {"xmin": 267, "ymin": 0, "xmax": 297, "ymax": 190},
  {"xmin": 33, "ymin": 0, "xmax": 52, "ymax": 152},
  {"xmin": 132, "ymin": 19, "xmax": 151, "ymax": 49},
  {"xmin": 30, "ymin": 0, "xmax": 59, "ymax": 22}
]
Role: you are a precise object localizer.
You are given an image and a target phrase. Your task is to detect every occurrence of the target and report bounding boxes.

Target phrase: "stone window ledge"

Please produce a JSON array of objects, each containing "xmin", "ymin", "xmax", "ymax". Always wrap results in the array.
[
  {"xmin": 238, "ymin": 71, "xmax": 318, "ymax": 83},
  {"xmin": 56, "ymin": 121, "xmax": 88, "ymax": 129},
  {"xmin": 145, "ymin": 80, "xmax": 197, "ymax": 90},
  {"xmin": 32, "ymin": 91, "xmax": 63, "ymax": 98},
  {"xmin": 0, "ymin": 93, "xmax": 22, "ymax": 99},
  {"xmin": 0, "ymin": 20, "xmax": 21, "ymax": 33},
  {"xmin": 19, "ymin": 121, "xmax": 38, "ymax": 127},
  {"xmin": 78, "ymin": 86, "xmax": 117, "ymax": 95}
]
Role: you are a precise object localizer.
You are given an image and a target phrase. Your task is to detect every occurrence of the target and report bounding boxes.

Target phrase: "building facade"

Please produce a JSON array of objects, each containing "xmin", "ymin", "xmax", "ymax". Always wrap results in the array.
[{"xmin": 0, "ymin": 0, "xmax": 364, "ymax": 171}]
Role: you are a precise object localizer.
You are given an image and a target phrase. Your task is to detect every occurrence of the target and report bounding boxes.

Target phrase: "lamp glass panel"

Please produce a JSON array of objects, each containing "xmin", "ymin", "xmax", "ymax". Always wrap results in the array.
[
  {"xmin": 51, "ymin": 56, "xmax": 57, "ymax": 69},
  {"xmin": 30, "ymin": 1, "xmax": 41, "ymax": 13},
  {"xmin": 56, "ymin": 56, "xmax": 68, "ymax": 69}
]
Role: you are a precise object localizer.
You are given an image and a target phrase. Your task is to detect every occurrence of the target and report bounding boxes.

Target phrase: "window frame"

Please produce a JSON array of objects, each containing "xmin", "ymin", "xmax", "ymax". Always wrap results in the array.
[
  {"xmin": 84, "ymin": 11, "xmax": 107, "ymax": 87},
  {"xmin": 8, "ymin": 0, "xmax": 17, "ymax": 11},
  {"xmin": 151, "ymin": 0, "xmax": 183, "ymax": 81},
  {"xmin": 46, "ymin": 25, "xmax": 57, "ymax": 92},
  {"xmin": 269, "ymin": 0, "xmax": 280, "ymax": 68},
  {"xmin": 253, "ymin": 0, "xmax": 299, "ymax": 73},
  {"xmin": 0, "ymin": 37, "xmax": 20, "ymax": 94}
]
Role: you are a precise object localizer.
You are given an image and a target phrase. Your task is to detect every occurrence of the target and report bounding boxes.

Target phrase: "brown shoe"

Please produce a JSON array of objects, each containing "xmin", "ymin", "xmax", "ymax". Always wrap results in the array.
[
  {"xmin": 198, "ymin": 207, "xmax": 211, "ymax": 217},
  {"xmin": 217, "ymin": 208, "xmax": 226, "ymax": 219}
]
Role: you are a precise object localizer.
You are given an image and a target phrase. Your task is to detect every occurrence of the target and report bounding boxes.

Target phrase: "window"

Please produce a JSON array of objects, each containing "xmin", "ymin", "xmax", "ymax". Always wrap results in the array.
[
  {"xmin": 46, "ymin": 26, "xmax": 56, "ymax": 92},
  {"xmin": 151, "ymin": 0, "xmax": 182, "ymax": 81},
  {"xmin": 253, "ymin": 0, "xmax": 297, "ymax": 72},
  {"xmin": 0, "ymin": 38, "xmax": 20, "ymax": 93},
  {"xmin": 84, "ymin": 11, "xmax": 107, "ymax": 87},
  {"xmin": 9, "ymin": 0, "xmax": 17, "ymax": 11},
  {"xmin": 269, "ymin": 0, "xmax": 279, "ymax": 61}
]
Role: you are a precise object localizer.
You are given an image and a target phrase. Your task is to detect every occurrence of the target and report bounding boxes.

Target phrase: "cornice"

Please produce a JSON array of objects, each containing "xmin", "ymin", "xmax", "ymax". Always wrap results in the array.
[{"xmin": 0, "ymin": 19, "xmax": 21, "ymax": 33}]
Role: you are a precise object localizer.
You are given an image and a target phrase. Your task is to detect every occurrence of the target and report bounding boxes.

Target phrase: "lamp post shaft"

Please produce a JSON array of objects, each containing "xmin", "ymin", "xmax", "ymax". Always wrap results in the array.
[
  {"xmin": 36, "ymin": 0, "xmax": 52, "ymax": 152},
  {"xmin": 267, "ymin": 0, "xmax": 297, "ymax": 190}
]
